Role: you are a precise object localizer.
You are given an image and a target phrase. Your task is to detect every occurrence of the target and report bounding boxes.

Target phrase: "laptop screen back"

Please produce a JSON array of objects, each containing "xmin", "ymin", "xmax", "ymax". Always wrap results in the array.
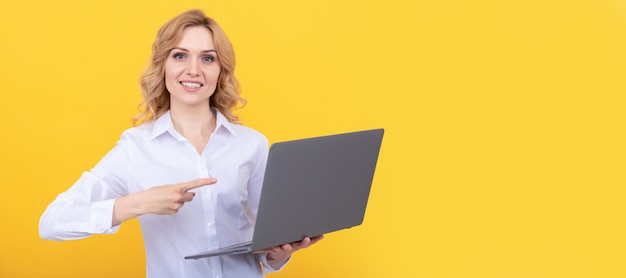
[{"xmin": 251, "ymin": 128, "xmax": 384, "ymax": 250}]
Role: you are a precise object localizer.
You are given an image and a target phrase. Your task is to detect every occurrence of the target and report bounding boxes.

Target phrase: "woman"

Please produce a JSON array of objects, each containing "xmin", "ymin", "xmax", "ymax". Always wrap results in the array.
[{"xmin": 39, "ymin": 9, "xmax": 321, "ymax": 277}]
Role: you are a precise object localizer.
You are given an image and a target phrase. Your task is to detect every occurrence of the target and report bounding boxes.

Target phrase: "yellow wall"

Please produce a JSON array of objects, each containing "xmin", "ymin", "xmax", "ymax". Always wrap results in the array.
[{"xmin": 1, "ymin": 0, "xmax": 625, "ymax": 277}]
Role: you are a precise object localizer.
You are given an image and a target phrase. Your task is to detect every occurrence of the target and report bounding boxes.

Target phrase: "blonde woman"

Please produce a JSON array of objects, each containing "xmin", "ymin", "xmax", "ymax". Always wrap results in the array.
[{"xmin": 39, "ymin": 9, "xmax": 321, "ymax": 277}]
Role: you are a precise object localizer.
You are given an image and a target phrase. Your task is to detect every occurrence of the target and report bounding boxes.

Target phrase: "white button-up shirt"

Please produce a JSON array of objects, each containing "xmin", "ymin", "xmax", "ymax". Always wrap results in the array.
[{"xmin": 39, "ymin": 110, "xmax": 281, "ymax": 277}]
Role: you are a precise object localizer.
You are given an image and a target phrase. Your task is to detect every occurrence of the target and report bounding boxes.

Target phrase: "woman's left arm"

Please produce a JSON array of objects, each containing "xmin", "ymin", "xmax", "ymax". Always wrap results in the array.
[{"xmin": 259, "ymin": 235, "xmax": 325, "ymax": 269}]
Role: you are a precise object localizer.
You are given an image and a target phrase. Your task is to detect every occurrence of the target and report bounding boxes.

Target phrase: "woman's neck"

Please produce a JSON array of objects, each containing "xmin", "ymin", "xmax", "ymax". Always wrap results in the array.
[{"xmin": 170, "ymin": 104, "xmax": 216, "ymax": 144}]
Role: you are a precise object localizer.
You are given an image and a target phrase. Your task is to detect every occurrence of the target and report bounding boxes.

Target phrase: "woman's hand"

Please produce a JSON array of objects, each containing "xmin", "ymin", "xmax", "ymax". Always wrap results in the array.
[
  {"xmin": 255, "ymin": 235, "xmax": 325, "ymax": 269},
  {"xmin": 112, "ymin": 178, "xmax": 217, "ymax": 225}
]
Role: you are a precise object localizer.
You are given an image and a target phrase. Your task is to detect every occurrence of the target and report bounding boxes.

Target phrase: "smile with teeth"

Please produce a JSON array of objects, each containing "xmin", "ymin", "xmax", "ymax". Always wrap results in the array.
[{"xmin": 180, "ymin": 81, "xmax": 202, "ymax": 88}]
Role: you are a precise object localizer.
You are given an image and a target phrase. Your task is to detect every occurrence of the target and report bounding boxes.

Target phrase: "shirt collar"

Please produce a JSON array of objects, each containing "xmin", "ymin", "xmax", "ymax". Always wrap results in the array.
[
  {"xmin": 150, "ymin": 109, "xmax": 238, "ymax": 140},
  {"xmin": 214, "ymin": 109, "xmax": 239, "ymax": 136}
]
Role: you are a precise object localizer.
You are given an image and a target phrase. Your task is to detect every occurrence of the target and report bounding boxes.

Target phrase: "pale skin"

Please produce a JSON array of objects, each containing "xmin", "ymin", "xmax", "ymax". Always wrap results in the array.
[{"xmin": 112, "ymin": 26, "xmax": 321, "ymax": 269}]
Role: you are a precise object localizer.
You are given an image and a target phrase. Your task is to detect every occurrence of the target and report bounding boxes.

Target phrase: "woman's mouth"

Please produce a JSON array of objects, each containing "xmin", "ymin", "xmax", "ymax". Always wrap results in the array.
[{"xmin": 180, "ymin": 81, "xmax": 202, "ymax": 89}]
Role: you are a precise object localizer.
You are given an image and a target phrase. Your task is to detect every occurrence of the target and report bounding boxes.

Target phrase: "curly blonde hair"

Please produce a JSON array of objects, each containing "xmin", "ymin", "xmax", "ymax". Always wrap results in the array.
[{"xmin": 133, "ymin": 9, "xmax": 245, "ymax": 125}]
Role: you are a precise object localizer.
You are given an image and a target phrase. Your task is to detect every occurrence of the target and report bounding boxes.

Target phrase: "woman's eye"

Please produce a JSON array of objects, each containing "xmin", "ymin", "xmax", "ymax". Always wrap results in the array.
[
  {"xmin": 173, "ymin": 53, "xmax": 185, "ymax": 60},
  {"xmin": 203, "ymin": 56, "xmax": 215, "ymax": 62}
]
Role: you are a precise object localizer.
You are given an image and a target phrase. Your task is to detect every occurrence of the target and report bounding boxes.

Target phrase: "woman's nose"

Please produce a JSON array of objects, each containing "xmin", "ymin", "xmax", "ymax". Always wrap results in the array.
[{"xmin": 186, "ymin": 60, "xmax": 199, "ymax": 76}]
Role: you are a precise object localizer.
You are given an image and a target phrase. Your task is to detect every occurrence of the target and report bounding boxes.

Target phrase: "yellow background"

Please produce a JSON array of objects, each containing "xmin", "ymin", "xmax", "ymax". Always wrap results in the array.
[{"xmin": 1, "ymin": 0, "xmax": 625, "ymax": 277}]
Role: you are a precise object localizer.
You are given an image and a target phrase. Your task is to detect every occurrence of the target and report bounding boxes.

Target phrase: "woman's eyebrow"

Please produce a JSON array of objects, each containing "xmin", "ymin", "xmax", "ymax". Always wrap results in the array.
[{"xmin": 171, "ymin": 47, "xmax": 217, "ymax": 53}]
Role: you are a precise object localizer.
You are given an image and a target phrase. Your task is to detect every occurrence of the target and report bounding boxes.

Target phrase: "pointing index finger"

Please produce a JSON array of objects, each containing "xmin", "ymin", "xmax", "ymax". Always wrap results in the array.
[{"xmin": 181, "ymin": 178, "xmax": 217, "ymax": 191}]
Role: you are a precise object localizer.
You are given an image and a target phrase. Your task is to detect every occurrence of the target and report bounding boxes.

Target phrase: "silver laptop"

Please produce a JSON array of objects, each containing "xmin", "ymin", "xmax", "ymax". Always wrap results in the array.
[{"xmin": 185, "ymin": 128, "xmax": 384, "ymax": 259}]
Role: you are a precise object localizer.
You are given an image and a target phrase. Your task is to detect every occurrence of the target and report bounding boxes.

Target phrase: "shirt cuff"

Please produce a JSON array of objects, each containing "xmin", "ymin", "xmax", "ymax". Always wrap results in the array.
[
  {"xmin": 258, "ymin": 253, "xmax": 291, "ymax": 274},
  {"xmin": 89, "ymin": 198, "xmax": 120, "ymax": 233}
]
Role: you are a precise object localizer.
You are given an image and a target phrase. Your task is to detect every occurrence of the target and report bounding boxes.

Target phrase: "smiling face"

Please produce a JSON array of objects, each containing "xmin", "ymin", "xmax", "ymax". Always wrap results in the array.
[{"xmin": 164, "ymin": 26, "xmax": 221, "ymax": 110}]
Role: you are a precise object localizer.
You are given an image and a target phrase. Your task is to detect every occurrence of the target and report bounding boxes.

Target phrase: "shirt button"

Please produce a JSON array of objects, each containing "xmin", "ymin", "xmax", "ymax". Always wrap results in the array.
[{"xmin": 207, "ymin": 222, "xmax": 213, "ymax": 227}]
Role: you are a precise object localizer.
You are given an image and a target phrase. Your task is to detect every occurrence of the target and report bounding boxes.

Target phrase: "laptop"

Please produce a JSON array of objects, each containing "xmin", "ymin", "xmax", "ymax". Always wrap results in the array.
[{"xmin": 185, "ymin": 128, "xmax": 384, "ymax": 259}]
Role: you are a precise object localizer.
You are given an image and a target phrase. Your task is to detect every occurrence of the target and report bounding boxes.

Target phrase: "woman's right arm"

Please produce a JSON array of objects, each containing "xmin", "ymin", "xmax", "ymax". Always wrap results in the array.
[
  {"xmin": 39, "ymin": 133, "xmax": 217, "ymax": 240},
  {"xmin": 38, "ymin": 135, "xmax": 134, "ymax": 241},
  {"xmin": 111, "ymin": 178, "xmax": 216, "ymax": 226}
]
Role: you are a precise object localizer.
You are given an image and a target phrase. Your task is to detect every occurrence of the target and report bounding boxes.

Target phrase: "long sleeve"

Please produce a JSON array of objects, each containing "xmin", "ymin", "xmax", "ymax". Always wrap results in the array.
[{"xmin": 39, "ymin": 134, "xmax": 132, "ymax": 241}]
